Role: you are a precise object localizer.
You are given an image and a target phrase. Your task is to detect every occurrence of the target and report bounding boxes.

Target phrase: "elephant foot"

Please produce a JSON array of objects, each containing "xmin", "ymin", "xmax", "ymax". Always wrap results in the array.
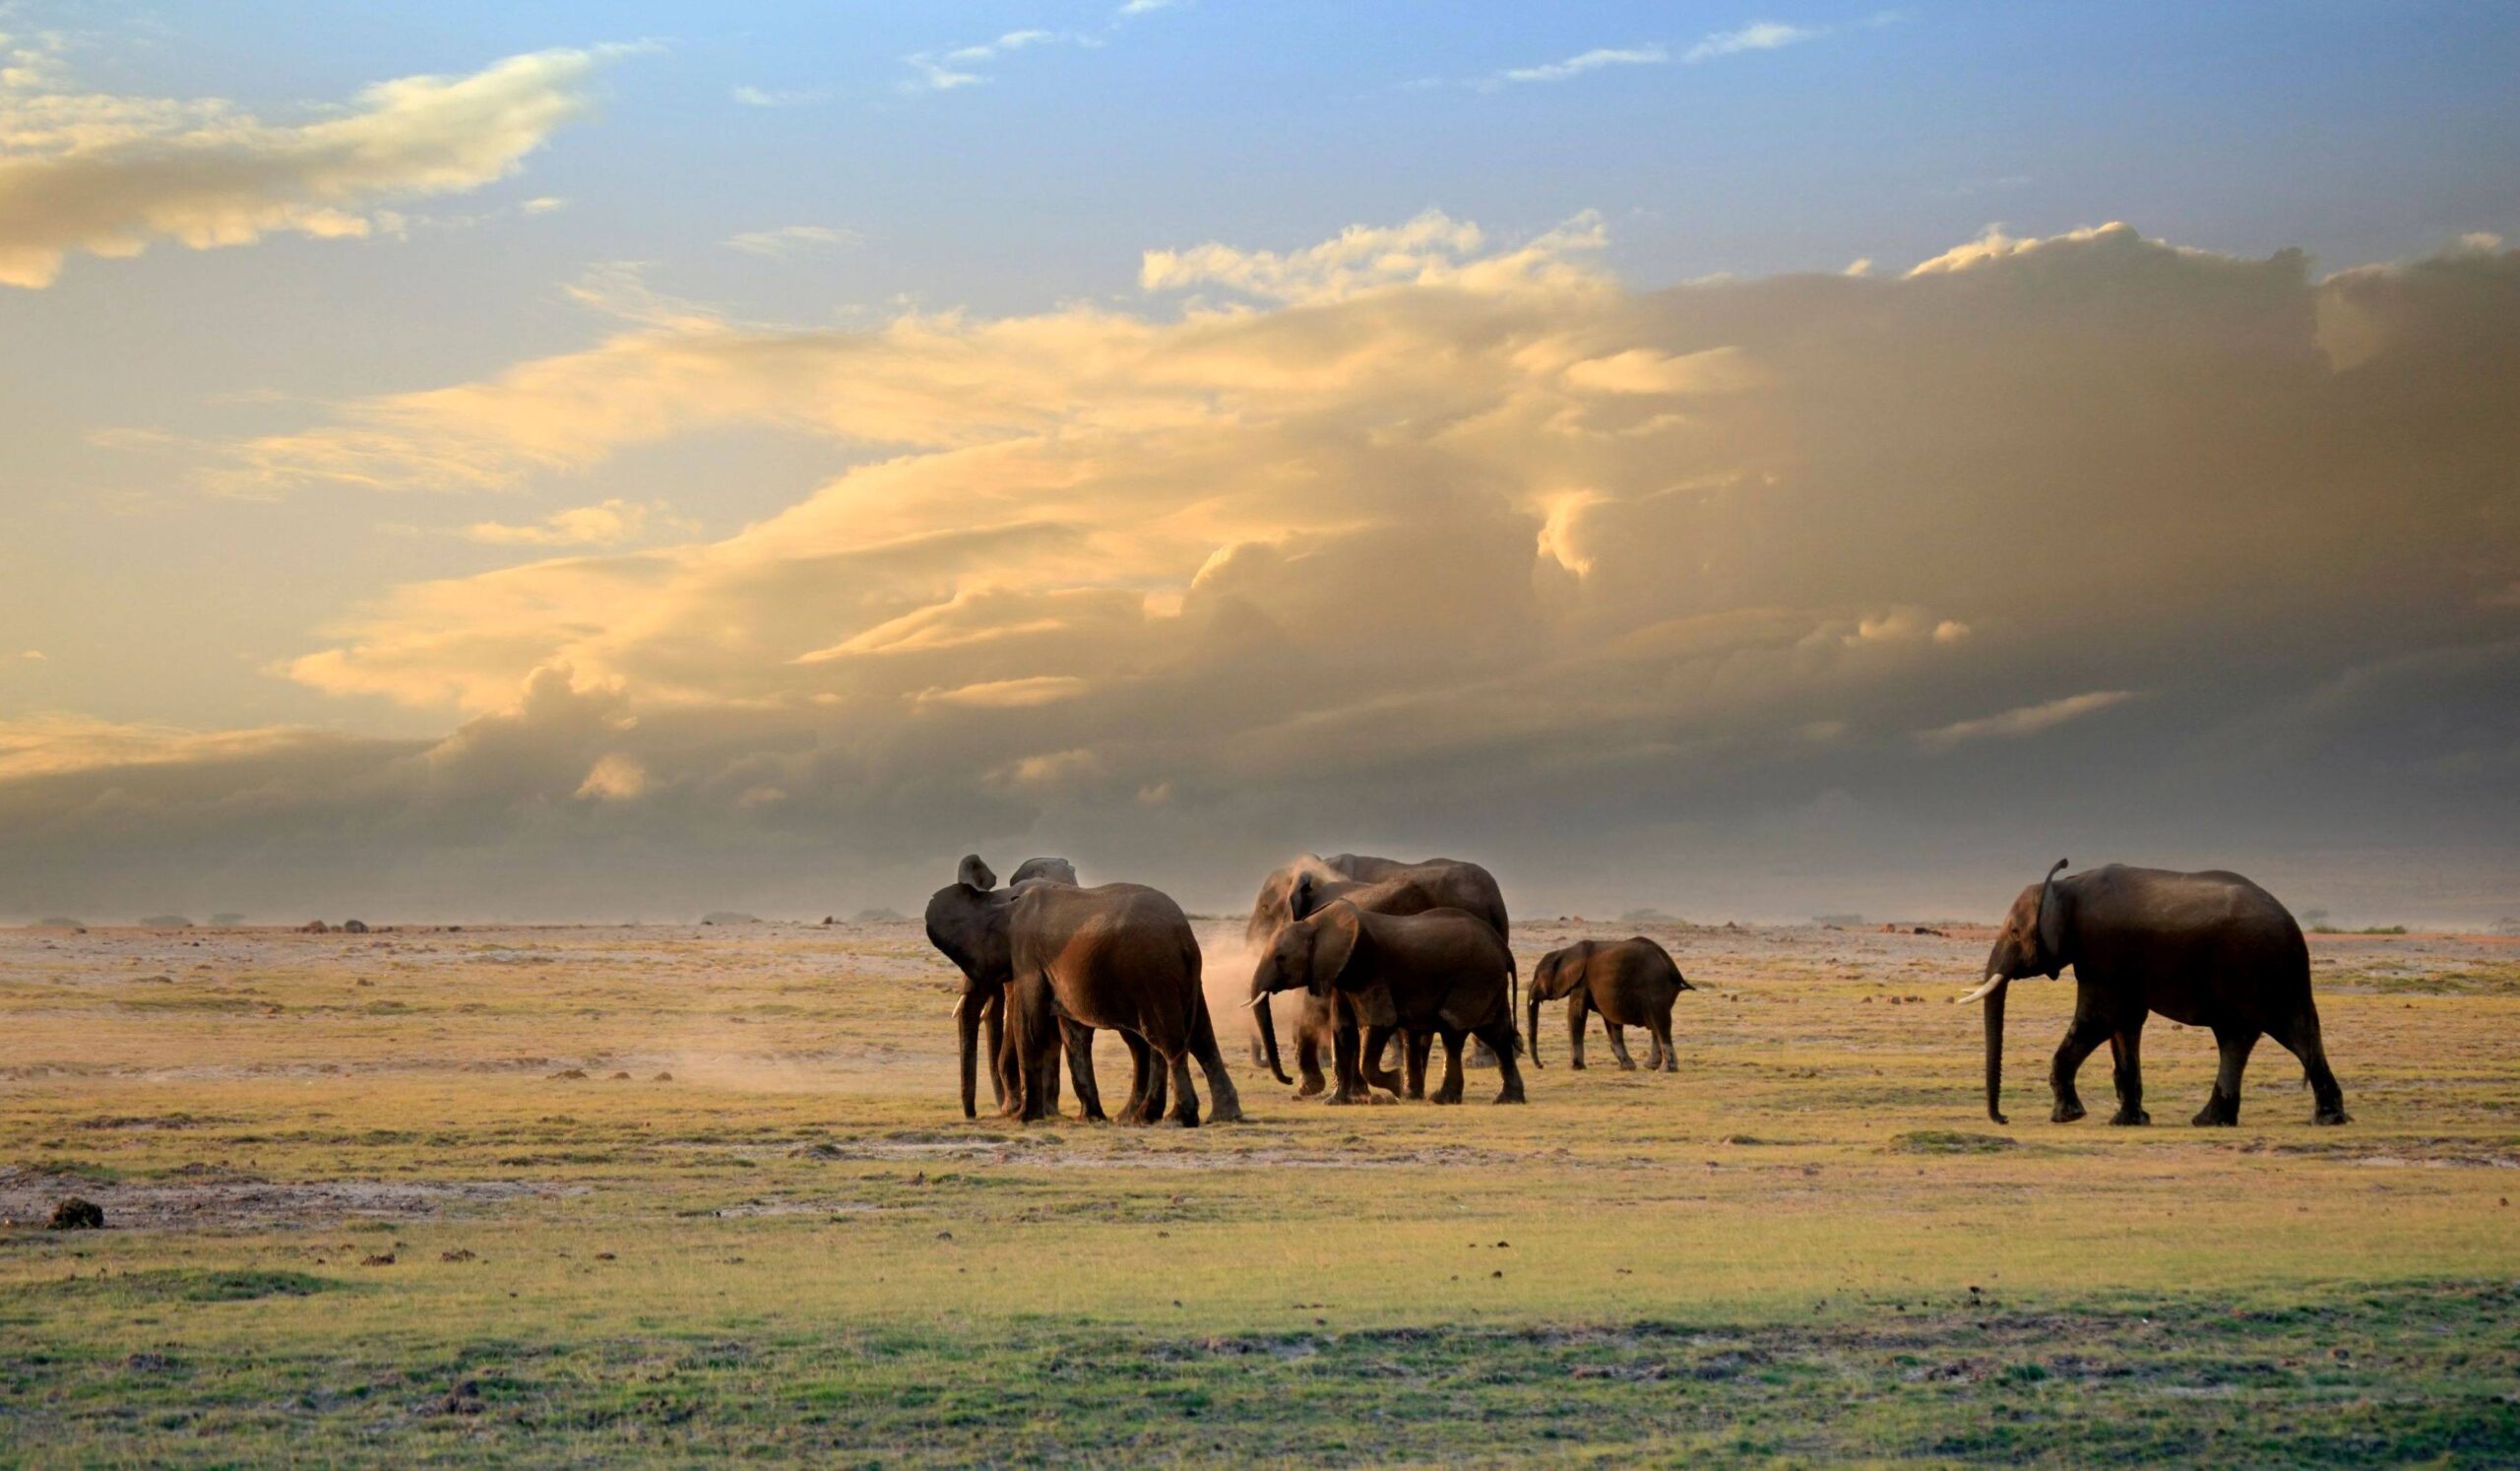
[
  {"xmin": 1491, "ymin": 1087, "xmax": 1527, "ymax": 1105},
  {"xmin": 2050, "ymin": 1100, "xmax": 2087, "ymax": 1124},
  {"xmin": 1568, "ymin": 1058, "xmax": 1586, "ymax": 1070},
  {"xmin": 1323, "ymin": 1092, "xmax": 1366, "ymax": 1107},
  {"xmin": 1294, "ymin": 1077, "xmax": 1326, "ymax": 1099},
  {"xmin": 2108, "ymin": 1108, "xmax": 2151, "ymax": 1126},
  {"xmin": 2191, "ymin": 1103, "xmax": 2237, "ymax": 1127},
  {"xmin": 1431, "ymin": 1089, "xmax": 1463, "ymax": 1106},
  {"xmin": 1614, "ymin": 1060, "xmax": 1636, "ymax": 1072},
  {"xmin": 2313, "ymin": 1106, "xmax": 2352, "ymax": 1126},
  {"xmin": 1205, "ymin": 1101, "xmax": 1245, "ymax": 1124}
]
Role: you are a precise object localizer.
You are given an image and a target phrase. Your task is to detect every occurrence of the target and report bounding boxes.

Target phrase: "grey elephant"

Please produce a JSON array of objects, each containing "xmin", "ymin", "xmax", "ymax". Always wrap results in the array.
[
  {"xmin": 1526, "ymin": 936, "xmax": 1695, "ymax": 1071},
  {"xmin": 926, "ymin": 856, "xmax": 1241, "ymax": 1126},
  {"xmin": 1958, "ymin": 860, "xmax": 2349, "ymax": 1127},
  {"xmin": 1243, "ymin": 854, "xmax": 1509, "ymax": 1101},
  {"xmin": 1249, "ymin": 900, "xmax": 1525, "ymax": 1105}
]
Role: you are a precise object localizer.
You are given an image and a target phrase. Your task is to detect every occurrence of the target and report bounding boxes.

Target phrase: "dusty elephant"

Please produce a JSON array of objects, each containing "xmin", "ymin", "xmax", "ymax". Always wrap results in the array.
[
  {"xmin": 922, "ymin": 855, "xmax": 1083, "ymax": 1116},
  {"xmin": 928, "ymin": 856, "xmax": 1241, "ymax": 1126},
  {"xmin": 1526, "ymin": 936, "xmax": 1694, "ymax": 1071},
  {"xmin": 1242, "ymin": 854, "xmax": 1509, "ymax": 1100},
  {"xmin": 1958, "ymin": 860, "xmax": 2348, "ymax": 1127},
  {"xmin": 1249, "ymin": 900, "xmax": 1525, "ymax": 1106}
]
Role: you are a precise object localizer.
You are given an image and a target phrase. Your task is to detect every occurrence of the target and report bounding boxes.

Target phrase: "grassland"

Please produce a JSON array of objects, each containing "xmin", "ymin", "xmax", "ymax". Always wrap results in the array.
[{"xmin": 2, "ymin": 919, "xmax": 2516, "ymax": 1465}]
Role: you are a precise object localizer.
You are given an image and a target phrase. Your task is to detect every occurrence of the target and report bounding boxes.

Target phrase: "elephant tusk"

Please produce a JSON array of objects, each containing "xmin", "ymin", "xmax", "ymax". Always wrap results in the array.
[
  {"xmin": 1244, "ymin": 993, "xmax": 1271, "ymax": 1009},
  {"xmin": 1954, "ymin": 975, "xmax": 2004, "ymax": 1005}
]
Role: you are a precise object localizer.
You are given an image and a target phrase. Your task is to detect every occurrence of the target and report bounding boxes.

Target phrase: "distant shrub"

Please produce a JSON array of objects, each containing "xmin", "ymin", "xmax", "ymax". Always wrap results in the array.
[
  {"xmin": 137, "ymin": 915, "xmax": 194, "ymax": 927},
  {"xmin": 1891, "ymin": 1130, "xmax": 2019, "ymax": 1155}
]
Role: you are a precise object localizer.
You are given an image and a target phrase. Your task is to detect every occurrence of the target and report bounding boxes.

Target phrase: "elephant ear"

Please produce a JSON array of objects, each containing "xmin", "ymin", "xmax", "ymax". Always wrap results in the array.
[
  {"xmin": 1289, "ymin": 871, "xmax": 1318, "ymax": 921},
  {"xmin": 957, "ymin": 855, "xmax": 997, "ymax": 891},
  {"xmin": 2034, "ymin": 859, "xmax": 2070, "ymax": 978},
  {"xmin": 1306, "ymin": 903, "xmax": 1363, "ymax": 993}
]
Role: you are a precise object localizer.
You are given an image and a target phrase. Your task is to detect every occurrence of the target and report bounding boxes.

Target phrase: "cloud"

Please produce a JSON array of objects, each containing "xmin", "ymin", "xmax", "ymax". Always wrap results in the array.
[
  {"xmin": 0, "ymin": 45, "xmax": 632, "ymax": 288},
  {"xmin": 724, "ymin": 224, "xmax": 862, "ymax": 258},
  {"xmin": 1915, "ymin": 690, "xmax": 2140, "ymax": 750},
  {"xmin": 17, "ymin": 650, "xmax": 42, "ymax": 661},
  {"xmin": 731, "ymin": 86, "xmax": 828, "ymax": 108},
  {"xmin": 905, "ymin": 29, "xmax": 1062, "ymax": 93},
  {"xmin": 20, "ymin": 220, "xmax": 2520, "ymax": 920},
  {"xmin": 461, "ymin": 498, "xmax": 682, "ymax": 547},
  {"xmin": 1681, "ymin": 22, "xmax": 1820, "ymax": 63},
  {"xmin": 1498, "ymin": 45, "xmax": 1669, "ymax": 86}
]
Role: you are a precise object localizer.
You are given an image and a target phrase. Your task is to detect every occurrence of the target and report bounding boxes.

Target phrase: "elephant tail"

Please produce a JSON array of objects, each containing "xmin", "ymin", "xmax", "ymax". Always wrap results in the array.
[{"xmin": 1505, "ymin": 947, "xmax": 1524, "ymax": 1057}]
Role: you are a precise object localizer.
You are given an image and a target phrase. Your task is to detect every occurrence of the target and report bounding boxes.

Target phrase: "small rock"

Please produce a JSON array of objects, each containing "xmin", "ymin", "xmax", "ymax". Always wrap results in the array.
[
  {"xmin": 362, "ymin": 1252, "xmax": 396, "ymax": 1267},
  {"xmin": 440, "ymin": 1248, "xmax": 476, "ymax": 1263},
  {"xmin": 342, "ymin": 920, "xmax": 370, "ymax": 934},
  {"xmin": 550, "ymin": 1068, "xmax": 588, "ymax": 1081},
  {"xmin": 653, "ymin": 1071, "xmax": 674, "ymax": 1082},
  {"xmin": 609, "ymin": 1071, "xmax": 632, "ymax": 1080},
  {"xmin": 47, "ymin": 1197, "xmax": 104, "ymax": 1231},
  {"xmin": 596, "ymin": 1251, "xmax": 616, "ymax": 1260}
]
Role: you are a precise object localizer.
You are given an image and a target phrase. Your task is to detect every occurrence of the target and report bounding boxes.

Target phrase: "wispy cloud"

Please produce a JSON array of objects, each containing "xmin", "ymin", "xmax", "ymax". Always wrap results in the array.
[
  {"xmin": 731, "ymin": 85, "xmax": 828, "ymax": 108},
  {"xmin": 1499, "ymin": 44, "xmax": 1669, "ymax": 85},
  {"xmin": 725, "ymin": 224, "xmax": 863, "ymax": 259},
  {"xmin": 904, "ymin": 29, "xmax": 1060, "ymax": 93},
  {"xmin": 1915, "ymin": 691, "xmax": 2141, "ymax": 750},
  {"xmin": 1681, "ymin": 21, "xmax": 1820, "ymax": 63},
  {"xmin": 461, "ymin": 499, "xmax": 685, "ymax": 548}
]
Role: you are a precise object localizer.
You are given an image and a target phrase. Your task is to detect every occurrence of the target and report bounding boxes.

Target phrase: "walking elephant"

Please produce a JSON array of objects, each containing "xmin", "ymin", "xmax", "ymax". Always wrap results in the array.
[
  {"xmin": 1526, "ymin": 936, "xmax": 1694, "ymax": 1071},
  {"xmin": 1249, "ymin": 901, "xmax": 1525, "ymax": 1106},
  {"xmin": 1242, "ymin": 854, "xmax": 1508, "ymax": 1101},
  {"xmin": 926, "ymin": 856, "xmax": 1242, "ymax": 1125},
  {"xmin": 1957, "ymin": 860, "xmax": 2349, "ymax": 1127}
]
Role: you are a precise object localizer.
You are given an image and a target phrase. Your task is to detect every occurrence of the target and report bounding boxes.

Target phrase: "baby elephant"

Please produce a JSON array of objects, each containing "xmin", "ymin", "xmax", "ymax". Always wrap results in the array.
[
  {"xmin": 1249, "ymin": 901, "xmax": 1526, "ymax": 1105},
  {"xmin": 1527, "ymin": 937, "xmax": 1694, "ymax": 1071}
]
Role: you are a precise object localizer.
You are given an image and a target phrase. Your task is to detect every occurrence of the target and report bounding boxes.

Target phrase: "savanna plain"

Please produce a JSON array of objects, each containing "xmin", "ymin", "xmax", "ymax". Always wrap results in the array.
[{"xmin": 2, "ymin": 917, "xmax": 2516, "ymax": 1466}]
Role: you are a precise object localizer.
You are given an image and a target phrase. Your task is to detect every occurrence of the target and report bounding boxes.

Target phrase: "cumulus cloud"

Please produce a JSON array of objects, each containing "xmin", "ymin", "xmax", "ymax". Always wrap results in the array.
[
  {"xmin": 0, "ymin": 44, "xmax": 630, "ymax": 288},
  {"xmin": 18, "ymin": 218, "xmax": 2520, "ymax": 920}
]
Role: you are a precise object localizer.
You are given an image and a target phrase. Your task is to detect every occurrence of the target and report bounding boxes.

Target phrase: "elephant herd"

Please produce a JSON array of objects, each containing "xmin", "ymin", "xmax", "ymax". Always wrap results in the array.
[{"xmin": 923, "ymin": 852, "xmax": 2351, "ymax": 1130}]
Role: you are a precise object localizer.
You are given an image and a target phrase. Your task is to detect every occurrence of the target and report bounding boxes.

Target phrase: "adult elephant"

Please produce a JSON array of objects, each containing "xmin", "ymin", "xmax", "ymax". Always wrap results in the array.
[
  {"xmin": 927, "ymin": 856, "xmax": 1242, "ymax": 1126},
  {"xmin": 1526, "ymin": 937, "xmax": 1695, "ymax": 1071},
  {"xmin": 1243, "ymin": 854, "xmax": 1508, "ymax": 1100},
  {"xmin": 921, "ymin": 856, "xmax": 1082, "ymax": 1115},
  {"xmin": 1249, "ymin": 901, "xmax": 1525, "ymax": 1105},
  {"xmin": 1958, "ymin": 860, "xmax": 2349, "ymax": 1127}
]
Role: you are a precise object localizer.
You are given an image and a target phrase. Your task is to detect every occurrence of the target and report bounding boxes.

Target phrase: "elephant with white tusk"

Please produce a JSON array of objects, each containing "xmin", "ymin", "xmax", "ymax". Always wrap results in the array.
[{"xmin": 1962, "ymin": 860, "xmax": 2349, "ymax": 1128}]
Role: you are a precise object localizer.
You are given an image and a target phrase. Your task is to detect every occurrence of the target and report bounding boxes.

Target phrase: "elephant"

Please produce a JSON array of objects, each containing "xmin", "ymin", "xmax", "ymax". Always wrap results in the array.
[
  {"xmin": 1958, "ymin": 860, "xmax": 2349, "ymax": 1127},
  {"xmin": 1249, "ymin": 900, "xmax": 1526, "ymax": 1106},
  {"xmin": 922, "ymin": 855, "xmax": 1083, "ymax": 1115},
  {"xmin": 1242, "ymin": 854, "xmax": 1509, "ymax": 1099},
  {"xmin": 926, "ymin": 856, "xmax": 1241, "ymax": 1126},
  {"xmin": 1526, "ymin": 937, "xmax": 1695, "ymax": 1071}
]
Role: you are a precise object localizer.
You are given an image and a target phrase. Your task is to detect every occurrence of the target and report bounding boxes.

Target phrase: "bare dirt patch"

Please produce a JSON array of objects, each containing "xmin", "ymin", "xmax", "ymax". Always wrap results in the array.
[{"xmin": 0, "ymin": 1169, "xmax": 579, "ymax": 1231}]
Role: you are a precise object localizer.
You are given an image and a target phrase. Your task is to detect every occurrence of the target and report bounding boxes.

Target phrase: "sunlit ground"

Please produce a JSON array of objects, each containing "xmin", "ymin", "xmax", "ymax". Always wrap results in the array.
[{"xmin": 2, "ymin": 919, "xmax": 2515, "ymax": 1463}]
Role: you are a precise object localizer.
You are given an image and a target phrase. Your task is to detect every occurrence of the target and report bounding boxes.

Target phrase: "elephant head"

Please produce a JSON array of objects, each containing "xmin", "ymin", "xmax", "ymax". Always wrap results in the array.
[
  {"xmin": 925, "ymin": 855, "xmax": 1022, "ymax": 1119},
  {"xmin": 1955, "ymin": 859, "xmax": 2069, "ymax": 1125},
  {"xmin": 1246, "ymin": 900, "xmax": 1363, "ymax": 1086}
]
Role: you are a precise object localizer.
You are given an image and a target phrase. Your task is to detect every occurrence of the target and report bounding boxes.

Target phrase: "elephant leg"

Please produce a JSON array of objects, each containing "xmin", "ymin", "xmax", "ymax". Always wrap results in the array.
[
  {"xmin": 1062, "ymin": 1021, "xmax": 1106, "ymax": 1122},
  {"xmin": 1326, "ymin": 1021, "xmax": 1369, "ymax": 1105},
  {"xmin": 1605, "ymin": 1021, "xmax": 1637, "ymax": 1071},
  {"xmin": 1140, "ymin": 1041, "xmax": 1172, "ymax": 1123},
  {"xmin": 1404, "ymin": 1031, "xmax": 1432, "ymax": 1100},
  {"xmin": 1166, "ymin": 1050, "xmax": 1202, "ymax": 1128},
  {"xmin": 1477, "ymin": 1021, "xmax": 1527, "ymax": 1104},
  {"xmin": 2108, "ymin": 1017, "xmax": 2151, "ymax": 1125},
  {"xmin": 1119, "ymin": 1031, "xmax": 1156, "ymax": 1123},
  {"xmin": 1361, "ymin": 1023, "xmax": 1405, "ymax": 1096},
  {"xmin": 2265, "ymin": 1008, "xmax": 2350, "ymax": 1125},
  {"xmin": 1653, "ymin": 1004, "xmax": 1677, "ymax": 1073},
  {"xmin": 1188, "ymin": 998, "xmax": 1245, "ymax": 1123},
  {"xmin": 2048, "ymin": 1007, "xmax": 2110, "ymax": 1123},
  {"xmin": 1566, "ymin": 993, "xmax": 1590, "ymax": 1070},
  {"xmin": 1294, "ymin": 1019, "xmax": 1328, "ymax": 1099},
  {"xmin": 2195, "ymin": 1025, "xmax": 2257, "ymax": 1125},
  {"xmin": 983, "ymin": 991, "xmax": 1008, "ymax": 1109},
  {"xmin": 1432, "ymin": 1032, "xmax": 1467, "ymax": 1104}
]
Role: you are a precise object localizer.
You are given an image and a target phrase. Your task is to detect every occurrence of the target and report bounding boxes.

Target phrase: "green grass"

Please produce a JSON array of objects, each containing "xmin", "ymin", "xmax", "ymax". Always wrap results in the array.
[{"xmin": 2, "ymin": 919, "xmax": 2516, "ymax": 1464}]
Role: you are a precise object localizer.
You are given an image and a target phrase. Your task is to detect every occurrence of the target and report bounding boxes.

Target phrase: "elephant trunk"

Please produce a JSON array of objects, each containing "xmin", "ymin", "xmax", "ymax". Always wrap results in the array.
[
  {"xmin": 1254, "ymin": 991, "xmax": 1293, "ymax": 1086},
  {"xmin": 1982, "ymin": 975, "xmax": 2009, "ymax": 1125},
  {"xmin": 955, "ymin": 991, "xmax": 982, "ymax": 1119},
  {"xmin": 1526, "ymin": 987, "xmax": 1544, "ymax": 1067}
]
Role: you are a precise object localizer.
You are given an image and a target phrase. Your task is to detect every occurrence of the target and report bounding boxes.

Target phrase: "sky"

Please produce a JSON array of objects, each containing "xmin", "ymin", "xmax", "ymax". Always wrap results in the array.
[{"xmin": 2, "ymin": 1, "xmax": 2516, "ymax": 926}]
